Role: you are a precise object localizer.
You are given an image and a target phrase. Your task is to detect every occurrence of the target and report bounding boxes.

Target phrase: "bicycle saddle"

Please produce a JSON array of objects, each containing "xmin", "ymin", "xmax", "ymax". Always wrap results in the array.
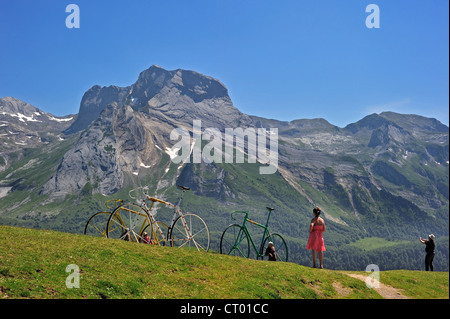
[
  {"xmin": 178, "ymin": 185, "xmax": 190, "ymax": 191},
  {"xmin": 266, "ymin": 207, "xmax": 275, "ymax": 211}
]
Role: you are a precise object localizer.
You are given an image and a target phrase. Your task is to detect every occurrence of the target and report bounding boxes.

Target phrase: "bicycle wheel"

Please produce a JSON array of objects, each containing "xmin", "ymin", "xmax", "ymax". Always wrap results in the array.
[
  {"xmin": 261, "ymin": 233, "xmax": 288, "ymax": 262},
  {"xmin": 106, "ymin": 203, "xmax": 152, "ymax": 242},
  {"xmin": 141, "ymin": 221, "xmax": 169, "ymax": 246},
  {"xmin": 220, "ymin": 224, "xmax": 250, "ymax": 258},
  {"xmin": 84, "ymin": 211, "xmax": 111, "ymax": 237},
  {"xmin": 169, "ymin": 213, "xmax": 210, "ymax": 252}
]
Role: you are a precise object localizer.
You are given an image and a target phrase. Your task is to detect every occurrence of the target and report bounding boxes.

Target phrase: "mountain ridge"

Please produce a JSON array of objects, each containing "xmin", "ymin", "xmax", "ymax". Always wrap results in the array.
[
  {"xmin": 0, "ymin": 96, "xmax": 76, "ymax": 172},
  {"xmin": 65, "ymin": 65, "xmax": 248, "ymax": 135}
]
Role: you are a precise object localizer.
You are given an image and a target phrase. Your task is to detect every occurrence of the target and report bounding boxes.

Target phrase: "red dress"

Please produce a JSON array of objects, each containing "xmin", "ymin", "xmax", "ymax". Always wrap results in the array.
[{"xmin": 306, "ymin": 224, "xmax": 326, "ymax": 252}]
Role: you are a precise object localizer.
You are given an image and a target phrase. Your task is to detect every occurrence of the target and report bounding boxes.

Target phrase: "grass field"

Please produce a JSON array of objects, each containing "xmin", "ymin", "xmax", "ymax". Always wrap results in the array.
[
  {"xmin": 0, "ymin": 226, "xmax": 448, "ymax": 299},
  {"xmin": 349, "ymin": 237, "xmax": 411, "ymax": 251}
]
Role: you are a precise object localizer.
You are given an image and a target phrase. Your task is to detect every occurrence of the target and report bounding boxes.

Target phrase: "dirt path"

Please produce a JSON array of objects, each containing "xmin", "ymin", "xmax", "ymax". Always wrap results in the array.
[{"xmin": 347, "ymin": 273, "xmax": 408, "ymax": 299}]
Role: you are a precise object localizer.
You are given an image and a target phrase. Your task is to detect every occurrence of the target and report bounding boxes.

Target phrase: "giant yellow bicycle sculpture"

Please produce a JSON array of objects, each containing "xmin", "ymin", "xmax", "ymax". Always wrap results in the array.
[{"xmin": 104, "ymin": 185, "xmax": 210, "ymax": 252}]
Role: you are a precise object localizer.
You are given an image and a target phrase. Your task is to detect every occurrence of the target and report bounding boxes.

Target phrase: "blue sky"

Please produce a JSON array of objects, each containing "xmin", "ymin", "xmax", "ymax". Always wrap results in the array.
[{"xmin": 1, "ymin": 0, "xmax": 448, "ymax": 127}]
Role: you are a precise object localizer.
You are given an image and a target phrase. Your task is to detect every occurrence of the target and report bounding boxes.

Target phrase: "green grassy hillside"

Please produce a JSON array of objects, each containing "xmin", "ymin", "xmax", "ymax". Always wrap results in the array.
[{"xmin": 0, "ymin": 226, "xmax": 448, "ymax": 299}]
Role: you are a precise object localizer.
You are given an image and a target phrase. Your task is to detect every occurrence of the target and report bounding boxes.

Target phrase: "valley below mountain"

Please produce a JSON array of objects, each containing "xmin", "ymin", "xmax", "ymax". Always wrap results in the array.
[{"xmin": 1, "ymin": 65, "xmax": 448, "ymax": 271}]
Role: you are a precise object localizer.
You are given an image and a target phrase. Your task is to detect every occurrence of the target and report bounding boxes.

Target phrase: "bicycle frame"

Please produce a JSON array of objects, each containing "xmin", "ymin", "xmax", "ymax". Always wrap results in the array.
[
  {"xmin": 137, "ymin": 187, "xmax": 193, "ymax": 244},
  {"xmin": 231, "ymin": 209, "xmax": 273, "ymax": 258},
  {"xmin": 108, "ymin": 203, "xmax": 151, "ymax": 241},
  {"xmin": 110, "ymin": 185, "xmax": 209, "ymax": 251}
]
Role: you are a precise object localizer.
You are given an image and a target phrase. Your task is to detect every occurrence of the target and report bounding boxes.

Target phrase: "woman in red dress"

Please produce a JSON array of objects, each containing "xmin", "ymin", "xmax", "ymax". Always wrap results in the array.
[{"xmin": 306, "ymin": 207, "xmax": 326, "ymax": 268}]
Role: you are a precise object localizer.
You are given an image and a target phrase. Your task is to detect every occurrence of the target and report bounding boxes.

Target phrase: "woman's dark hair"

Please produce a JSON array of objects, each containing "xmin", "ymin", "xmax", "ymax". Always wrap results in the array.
[{"xmin": 313, "ymin": 207, "xmax": 321, "ymax": 216}]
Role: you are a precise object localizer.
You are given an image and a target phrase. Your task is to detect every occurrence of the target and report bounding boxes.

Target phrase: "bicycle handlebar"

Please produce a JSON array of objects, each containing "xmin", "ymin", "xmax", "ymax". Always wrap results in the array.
[
  {"xmin": 105, "ymin": 199, "xmax": 123, "ymax": 209},
  {"xmin": 128, "ymin": 186, "xmax": 149, "ymax": 199}
]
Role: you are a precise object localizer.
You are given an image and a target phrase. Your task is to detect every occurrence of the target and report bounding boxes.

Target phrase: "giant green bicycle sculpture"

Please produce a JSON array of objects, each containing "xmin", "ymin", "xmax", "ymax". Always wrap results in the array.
[{"xmin": 220, "ymin": 207, "xmax": 288, "ymax": 262}]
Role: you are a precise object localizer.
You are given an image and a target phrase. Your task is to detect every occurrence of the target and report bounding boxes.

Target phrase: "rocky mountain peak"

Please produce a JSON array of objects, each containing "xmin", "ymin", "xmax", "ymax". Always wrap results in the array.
[
  {"xmin": 0, "ymin": 96, "xmax": 75, "ymax": 127},
  {"xmin": 344, "ymin": 113, "xmax": 393, "ymax": 134},
  {"xmin": 379, "ymin": 111, "xmax": 449, "ymax": 134},
  {"xmin": 65, "ymin": 84, "xmax": 129, "ymax": 134},
  {"xmin": 42, "ymin": 65, "xmax": 256, "ymax": 196},
  {"xmin": 131, "ymin": 65, "xmax": 230, "ymax": 106},
  {"xmin": 65, "ymin": 65, "xmax": 249, "ymax": 134},
  {"xmin": 0, "ymin": 96, "xmax": 41, "ymax": 116}
]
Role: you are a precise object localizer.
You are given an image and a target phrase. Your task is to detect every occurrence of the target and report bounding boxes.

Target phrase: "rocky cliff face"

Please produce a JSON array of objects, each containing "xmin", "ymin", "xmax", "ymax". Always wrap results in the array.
[
  {"xmin": 43, "ymin": 65, "xmax": 253, "ymax": 196},
  {"xmin": 43, "ymin": 105, "xmax": 123, "ymax": 196},
  {"xmin": 65, "ymin": 85, "xmax": 129, "ymax": 134},
  {"xmin": 134, "ymin": 66, "xmax": 252, "ymax": 129}
]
